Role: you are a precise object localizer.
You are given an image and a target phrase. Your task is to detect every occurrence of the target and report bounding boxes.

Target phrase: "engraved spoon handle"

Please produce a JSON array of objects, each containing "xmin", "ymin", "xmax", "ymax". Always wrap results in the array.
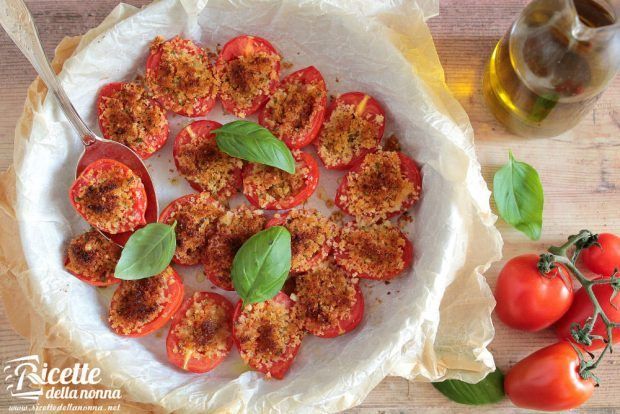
[{"xmin": 0, "ymin": 0, "xmax": 96, "ymax": 145}]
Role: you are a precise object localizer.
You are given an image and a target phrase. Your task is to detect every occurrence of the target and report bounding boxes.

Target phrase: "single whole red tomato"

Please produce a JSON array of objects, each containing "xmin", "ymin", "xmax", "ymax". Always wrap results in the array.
[
  {"xmin": 505, "ymin": 342, "xmax": 595, "ymax": 411},
  {"xmin": 581, "ymin": 233, "xmax": 620, "ymax": 277},
  {"xmin": 555, "ymin": 281, "xmax": 620, "ymax": 350},
  {"xmin": 494, "ymin": 254, "xmax": 573, "ymax": 331}
]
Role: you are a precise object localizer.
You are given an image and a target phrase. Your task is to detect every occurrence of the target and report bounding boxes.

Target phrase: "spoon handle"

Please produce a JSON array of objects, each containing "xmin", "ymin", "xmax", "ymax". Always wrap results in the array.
[{"xmin": 0, "ymin": 0, "xmax": 96, "ymax": 145}]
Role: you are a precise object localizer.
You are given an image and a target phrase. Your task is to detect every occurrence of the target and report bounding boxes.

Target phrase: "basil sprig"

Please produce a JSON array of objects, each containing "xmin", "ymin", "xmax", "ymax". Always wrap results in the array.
[
  {"xmin": 493, "ymin": 151, "xmax": 544, "ymax": 240},
  {"xmin": 114, "ymin": 222, "xmax": 177, "ymax": 280},
  {"xmin": 432, "ymin": 369, "xmax": 505, "ymax": 405},
  {"xmin": 213, "ymin": 120, "xmax": 295, "ymax": 174},
  {"xmin": 231, "ymin": 226, "xmax": 291, "ymax": 305}
]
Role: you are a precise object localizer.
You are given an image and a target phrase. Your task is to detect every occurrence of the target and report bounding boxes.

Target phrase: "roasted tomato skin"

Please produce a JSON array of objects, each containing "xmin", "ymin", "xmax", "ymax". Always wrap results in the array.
[
  {"xmin": 505, "ymin": 342, "xmax": 595, "ymax": 411},
  {"xmin": 581, "ymin": 233, "xmax": 620, "ymax": 277},
  {"xmin": 172, "ymin": 120, "xmax": 242, "ymax": 197},
  {"xmin": 166, "ymin": 292, "xmax": 234, "ymax": 373},
  {"xmin": 216, "ymin": 35, "xmax": 280, "ymax": 117},
  {"xmin": 314, "ymin": 284, "xmax": 364, "ymax": 338},
  {"xmin": 242, "ymin": 151, "xmax": 319, "ymax": 210},
  {"xmin": 96, "ymin": 82, "xmax": 169, "ymax": 159},
  {"xmin": 258, "ymin": 66, "xmax": 327, "ymax": 149},
  {"xmin": 232, "ymin": 292, "xmax": 301, "ymax": 379},
  {"xmin": 555, "ymin": 281, "xmax": 620, "ymax": 351},
  {"xmin": 110, "ymin": 268, "xmax": 184, "ymax": 338},
  {"xmin": 316, "ymin": 92, "xmax": 385, "ymax": 170},
  {"xmin": 494, "ymin": 254, "xmax": 573, "ymax": 332}
]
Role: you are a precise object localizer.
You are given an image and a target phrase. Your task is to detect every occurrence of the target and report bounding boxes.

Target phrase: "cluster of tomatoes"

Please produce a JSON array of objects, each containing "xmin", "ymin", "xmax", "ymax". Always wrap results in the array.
[{"xmin": 495, "ymin": 233, "xmax": 620, "ymax": 411}]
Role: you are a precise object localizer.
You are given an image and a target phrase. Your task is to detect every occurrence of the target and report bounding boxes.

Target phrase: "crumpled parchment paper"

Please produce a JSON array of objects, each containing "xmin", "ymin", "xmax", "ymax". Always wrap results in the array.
[{"xmin": 0, "ymin": 0, "xmax": 503, "ymax": 412}]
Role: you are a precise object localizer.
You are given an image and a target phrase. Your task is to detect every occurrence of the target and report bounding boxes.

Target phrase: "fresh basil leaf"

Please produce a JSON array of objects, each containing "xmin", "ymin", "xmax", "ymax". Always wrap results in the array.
[
  {"xmin": 493, "ymin": 151, "xmax": 544, "ymax": 240},
  {"xmin": 214, "ymin": 120, "xmax": 295, "ymax": 174},
  {"xmin": 115, "ymin": 222, "xmax": 177, "ymax": 280},
  {"xmin": 231, "ymin": 226, "xmax": 291, "ymax": 304},
  {"xmin": 432, "ymin": 369, "xmax": 505, "ymax": 405}
]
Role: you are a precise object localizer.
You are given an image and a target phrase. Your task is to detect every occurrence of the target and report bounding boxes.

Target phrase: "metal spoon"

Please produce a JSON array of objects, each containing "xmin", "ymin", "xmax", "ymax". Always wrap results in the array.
[{"xmin": 0, "ymin": 0, "xmax": 159, "ymax": 245}]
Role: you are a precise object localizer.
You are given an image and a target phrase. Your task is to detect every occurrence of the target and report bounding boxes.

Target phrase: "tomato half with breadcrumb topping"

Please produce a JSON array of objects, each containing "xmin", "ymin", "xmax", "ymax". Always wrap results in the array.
[
  {"xmin": 334, "ymin": 221, "xmax": 413, "ymax": 280},
  {"xmin": 97, "ymin": 82, "xmax": 169, "ymax": 159},
  {"xmin": 69, "ymin": 158, "xmax": 147, "ymax": 234},
  {"xmin": 65, "ymin": 229, "xmax": 121, "ymax": 286},
  {"xmin": 242, "ymin": 151, "xmax": 319, "ymax": 210},
  {"xmin": 259, "ymin": 66, "xmax": 327, "ymax": 149},
  {"xmin": 109, "ymin": 266, "xmax": 184, "ymax": 337},
  {"xmin": 216, "ymin": 35, "xmax": 281, "ymax": 118},
  {"xmin": 166, "ymin": 292, "xmax": 234, "ymax": 373},
  {"xmin": 145, "ymin": 36, "xmax": 218, "ymax": 117},
  {"xmin": 203, "ymin": 205, "xmax": 266, "ymax": 290},
  {"xmin": 173, "ymin": 120, "xmax": 243, "ymax": 199},
  {"xmin": 293, "ymin": 260, "xmax": 364, "ymax": 338},
  {"xmin": 232, "ymin": 292, "xmax": 303, "ymax": 379},
  {"xmin": 159, "ymin": 193, "xmax": 225, "ymax": 265},
  {"xmin": 335, "ymin": 150, "xmax": 421, "ymax": 224},
  {"xmin": 265, "ymin": 208, "xmax": 338, "ymax": 273},
  {"xmin": 315, "ymin": 92, "xmax": 385, "ymax": 170}
]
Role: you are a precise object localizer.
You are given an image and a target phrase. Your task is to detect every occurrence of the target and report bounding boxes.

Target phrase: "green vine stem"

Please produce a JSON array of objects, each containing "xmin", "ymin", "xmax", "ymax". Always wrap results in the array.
[{"xmin": 539, "ymin": 230, "xmax": 620, "ymax": 382}]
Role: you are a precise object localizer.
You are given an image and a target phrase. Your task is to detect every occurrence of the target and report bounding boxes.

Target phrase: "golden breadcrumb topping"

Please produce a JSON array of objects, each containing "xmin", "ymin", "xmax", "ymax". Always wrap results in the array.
[
  {"xmin": 175, "ymin": 125, "xmax": 243, "ymax": 199},
  {"xmin": 162, "ymin": 194, "xmax": 224, "ymax": 264},
  {"xmin": 72, "ymin": 165, "xmax": 144, "ymax": 233},
  {"xmin": 277, "ymin": 209, "xmax": 338, "ymax": 273},
  {"xmin": 234, "ymin": 299, "xmax": 303, "ymax": 370},
  {"xmin": 66, "ymin": 229, "xmax": 121, "ymax": 282},
  {"xmin": 204, "ymin": 206, "xmax": 266, "ymax": 287},
  {"xmin": 294, "ymin": 261, "xmax": 357, "ymax": 335},
  {"xmin": 99, "ymin": 83, "xmax": 166, "ymax": 155},
  {"xmin": 244, "ymin": 159, "xmax": 309, "ymax": 209},
  {"xmin": 109, "ymin": 267, "xmax": 175, "ymax": 335},
  {"xmin": 261, "ymin": 79, "xmax": 326, "ymax": 142},
  {"xmin": 335, "ymin": 222, "xmax": 406, "ymax": 278},
  {"xmin": 338, "ymin": 151, "xmax": 419, "ymax": 224},
  {"xmin": 219, "ymin": 52, "xmax": 280, "ymax": 117},
  {"xmin": 171, "ymin": 293, "xmax": 231, "ymax": 360},
  {"xmin": 147, "ymin": 36, "xmax": 218, "ymax": 114},
  {"xmin": 317, "ymin": 102, "xmax": 383, "ymax": 167},
  {"xmin": 383, "ymin": 134, "xmax": 401, "ymax": 152}
]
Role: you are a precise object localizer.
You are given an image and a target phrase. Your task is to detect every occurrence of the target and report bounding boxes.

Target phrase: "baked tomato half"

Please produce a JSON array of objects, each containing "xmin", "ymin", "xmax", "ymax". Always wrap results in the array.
[
  {"xmin": 293, "ymin": 260, "xmax": 364, "ymax": 338},
  {"xmin": 258, "ymin": 66, "xmax": 327, "ymax": 149},
  {"xmin": 555, "ymin": 281, "xmax": 620, "ymax": 350},
  {"xmin": 265, "ymin": 208, "xmax": 338, "ymax": 273},
  {"xmin": 315, "ymin": 92, "xmax": 385, "ymax": 170},
  {"xmin": 69, "ymin": 158, "xmax": 147, "ymax": 234},
  {"xmin": 242, "ymin": 151, "xmax": 319, "ymax": 210},
  {"xmin": 109, "ymin": 266, "xmax": 184, "ymax": 337},
  {"xmin": 334, "ymin": 221, "xmax": 413, "ymax": 280},
  {"xmin": 505, "ymin": 342, "xmax": 595, "ymax": 411},
  {"xmin": 65, "ymin": 229, "xmax": 121, "ymax": 286},
  {"xmin": 216, "ymin": 35, "xmax": 281, "ymax": 117},
  {"xmin": 335, "ymin": 150, "xmax": 421, "ymax": 224},
  {"xmin": 232, "ymin": 292, "xmax": 303, "ymax": 379},
  {"xmin": 159, "ymin": 193, "xmax": 225, "ymax": 265},
  {"xmin": 96, "ymin": 82, "xmax": 168, "ymax": 159},
  {"xmin": 203, "ymin": 205, "xmax": 266, "ymax": 290},
  {"xmin": 173, "ymin": 120, "xmax": 243, "ymax": 200},
  {"xmin": 166, "ymin": 291, "xmax": 234, "ymax": 373},
  {"xmin": 495, "ymin": 254, "xmax": 573, "ymax": 332},
  {"xmin": 580, "ymin": 233, "xmax": 620, "ymax": 277},
  {"xmin": 145, "ymin": 36, "xmax": 217, "ymax": 117}
]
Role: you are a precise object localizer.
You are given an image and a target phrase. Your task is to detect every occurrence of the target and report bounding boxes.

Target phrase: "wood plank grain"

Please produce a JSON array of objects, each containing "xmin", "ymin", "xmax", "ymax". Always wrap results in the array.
[{"xmin": 0, "ymin": 0, "xmax": 619, "ymax": 412}]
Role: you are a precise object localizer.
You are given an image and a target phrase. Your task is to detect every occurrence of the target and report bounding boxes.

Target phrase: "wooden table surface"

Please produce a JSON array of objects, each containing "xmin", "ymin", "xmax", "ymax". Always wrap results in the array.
[{"xmin": 1, "ymin": 0, "xmax": 619, "ymax": 412}]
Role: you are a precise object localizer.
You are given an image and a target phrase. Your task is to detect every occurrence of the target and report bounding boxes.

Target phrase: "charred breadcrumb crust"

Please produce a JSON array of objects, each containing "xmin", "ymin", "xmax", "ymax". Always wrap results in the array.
[
  {"xmin": 203, "ymin": 206, "xmax": 266, "ymax": 288},
  {"xmin": 98, "ymin": 83, "xmax": 167, "ymax": 157},
  {"xmin": 338, "ymin": 151, "xmax": 419, "ymax": 224},
  {"xmin": 171, "ymin": 293, "xmax": 231, "ymax": 360},
  {"xmin": 109, "ymin": 267, "xmax": 175, "ymax": 335},
  {"xmin": 65, "ymin": 229, "xmax": 121, "ymax": 282},
  {"xmin": 294, "ymin": 260, "xmax": 357, "ymax": 335},
  {"xmin": 335, "ymin": 221, "xmax": 407, "ymax": 279}
]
